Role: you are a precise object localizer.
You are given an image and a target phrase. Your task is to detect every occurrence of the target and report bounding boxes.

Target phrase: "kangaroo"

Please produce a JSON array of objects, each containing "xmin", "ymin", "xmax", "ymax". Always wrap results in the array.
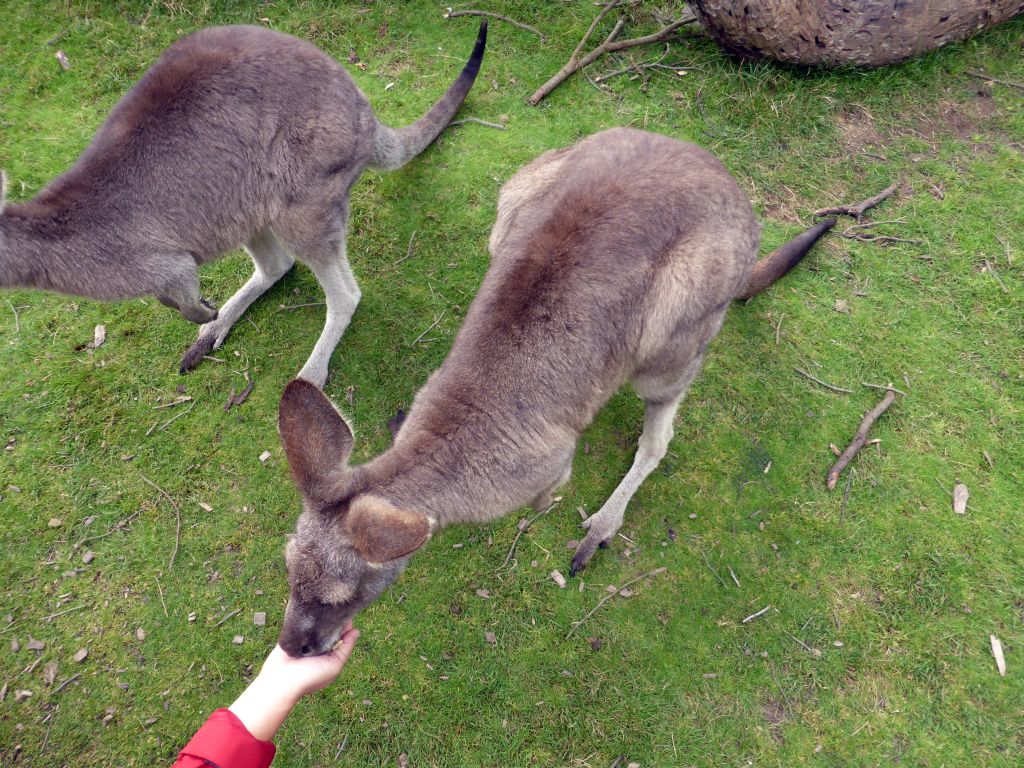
[
  {"xmin": 275, "ymin": 127, "xmax": 836, "ymax": 656},
  {"xmin": 0, "ymin": 22, "xmax": 487, "ymax": 387}
]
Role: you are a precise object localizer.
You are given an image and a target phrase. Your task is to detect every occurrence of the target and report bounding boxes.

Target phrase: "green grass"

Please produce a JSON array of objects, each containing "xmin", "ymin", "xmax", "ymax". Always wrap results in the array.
[{"xmin": 1, "ymin": 2, "xmax": 1022, "ymax": 766}]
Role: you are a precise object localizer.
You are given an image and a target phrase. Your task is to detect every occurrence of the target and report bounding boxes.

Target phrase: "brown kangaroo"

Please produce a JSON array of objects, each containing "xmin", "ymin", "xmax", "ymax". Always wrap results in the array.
[
  {"xmin": 276, "ymin": 127, "xmax": 836, "ymax": 655},
  {"xmin": 0, "ymin": 22, "xmax": 486, "ymax": 387}
]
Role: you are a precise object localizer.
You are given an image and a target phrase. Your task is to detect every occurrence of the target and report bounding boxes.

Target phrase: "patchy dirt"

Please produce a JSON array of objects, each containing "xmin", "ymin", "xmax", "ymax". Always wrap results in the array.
[
  {"xmin": 761, "ymin": 696, "xmax": 787, "ymax": 743},
  {"xmin": 836, "ymin": 107, "xmax": 886, "ymax": 154}
]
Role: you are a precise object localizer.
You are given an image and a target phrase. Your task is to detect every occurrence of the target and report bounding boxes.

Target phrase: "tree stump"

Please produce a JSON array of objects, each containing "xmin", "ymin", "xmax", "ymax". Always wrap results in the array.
[{"xmin": 690, "ymin": 1, "xmax": 1024, "ymax": 67}]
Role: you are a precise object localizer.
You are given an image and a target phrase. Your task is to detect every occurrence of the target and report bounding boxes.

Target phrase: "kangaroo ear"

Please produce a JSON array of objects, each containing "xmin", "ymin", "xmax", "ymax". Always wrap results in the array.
[
  {"xmin": 279, "ymin": 378, "xmax": 354, "ymax": 500},
  {"xmin": 345, "ymin": 495, "xmax": 431, "ymax": 563}
]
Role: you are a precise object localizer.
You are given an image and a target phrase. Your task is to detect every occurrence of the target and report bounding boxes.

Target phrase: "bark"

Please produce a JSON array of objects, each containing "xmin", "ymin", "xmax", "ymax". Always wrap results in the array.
[{"xmin": 690, "ymin": 1, "xmax": 1024, "ymax": 68}]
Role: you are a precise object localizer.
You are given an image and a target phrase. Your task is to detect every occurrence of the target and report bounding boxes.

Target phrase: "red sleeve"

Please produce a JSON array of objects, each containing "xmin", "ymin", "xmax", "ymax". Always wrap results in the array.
[{"xmin": 172, "ymin": 708, "xmax": 276, "ymax": 768}]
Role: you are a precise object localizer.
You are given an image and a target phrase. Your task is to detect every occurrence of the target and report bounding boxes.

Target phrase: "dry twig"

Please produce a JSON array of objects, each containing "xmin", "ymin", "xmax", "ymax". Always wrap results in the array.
[
  {"xmin": 6, "ymin": 299, "xmax": 19, "ymax": 333},
  {"xmin": 212, "ymin": 608, "xmax": 241, "ymax": 629},
  {"xmin": 140, "ymin": 474, "xmax": 182, "ymax": 570},
  {"xmin": 815, "ymin": 183, "xmax": 898, "ymax": 223},
  {"xmin": 444, "ymin": 9, "xmax": 545, "ymax": 40},
  {"xmin": 51, "ymin": 673, "xmax": 81, "ymax": 695},
  {"xmin": 499, "ymin": 502, "xmax": 557, "ymax": 570},
  {"xmin": 826, "ymin": 389, "xmax": 898, "ymax": 490},
  {"xmin": 794, "ymin": 367, "xmax": 853, "ymax": 394},
  {"xmin": 528, "ymin": 1, "xmax": 697, "ymax": 105},
  {"xmin": 567, "ymin": 566, "xmax": 667, "ymax": 637},
  {"xmin": 73, "ymin": 510, "xmax": 143, "ymax": 551},
  {"xmin": 448, "ymin": 117, "xmax": 507, "ymax": 130},
  {"xmin": 968, "ymin": 70, "xmax": 1024, "ymax": 92}
]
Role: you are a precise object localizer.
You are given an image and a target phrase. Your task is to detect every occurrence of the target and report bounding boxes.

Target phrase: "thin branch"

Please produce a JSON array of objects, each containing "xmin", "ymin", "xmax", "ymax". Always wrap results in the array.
[
  {"xmin": 394, "ymin": 230, "xmax": 418, "ymax": 266},
  {"xmin": 211, "ymin": 608, "xmax": 241, "ymax": 629},
  {"xmin": 814, "ymin": 183, "xmax": 898, "ymax": 223},
  {"xmin": 967, "ymin": 70, "xmax": 1024, "ymax": 92},
  {"xmin": 410, "ymin": 310, "xmax": 447, "ymax": 345},
  {"xmin": 42, "ymin": 604, "xmax": 88, "ymax": 622},
  {"xmin": 51, "ymin": 673, "xmax": 81, "ymax": 695},
  {"xmin": 499, "ymin": 502, "xmax": 557, "ymax": 570},
  {"xmin": 697, "ymin": 545, "xmax": 728, "ymax": 588},
  {"xmin": 277, "ymin": 302, "xmax": 326, "ymax": 311},
  {"xmin": 826, "ymin": 389, "xmax": 898, "ymax": 490},
  {"xmin": 152, "ymin": 396, "xmax": 192, "ymax": 410},
  {"xmin": 444, "ymin": 9, "xmax": 545, "ymax": 40},
  {"xmin": 861, "ymin": 382, "xmax": 908, "ymax": 397},
  {"xmin": 448, "ymin": 117, "xmax": 507, "ymax": 130},
  {"xmin": 742, "ymin": 605, "xmax": 772, "ymax": 623},
  {"xmin": 157, "ymin": 400, "xmax": 196, "ymax": 431},
  {"xmin": 6, "ymin": 299, "xmax": 19, "ymax": 333},
  {"xmin": 528, "ymin": 4, "xmax": 696, "ymax": 105},
  {"xmin": 983, "ymin": 259, "xmax": 1009, "ymax": 294},
  {"xmin": 794, "ymin": 367, "xmax": 853, "ymax": 394},
  {"xmin": 73, "ymin": 510, "xmax": 143, "ymax": 550},
  {"xmin": 567, "ymin": 566, "xmax": 667, "ymax": 638},
  {"xmin": 139, "ymin": 474, "xmax": 182, "ymax": 570}
]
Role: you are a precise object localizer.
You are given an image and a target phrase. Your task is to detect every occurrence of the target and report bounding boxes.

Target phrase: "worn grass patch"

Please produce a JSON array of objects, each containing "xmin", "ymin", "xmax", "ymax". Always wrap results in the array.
[{"xmin": 1, "ymin": 2, "xmax": 1021, "ymax": 766}]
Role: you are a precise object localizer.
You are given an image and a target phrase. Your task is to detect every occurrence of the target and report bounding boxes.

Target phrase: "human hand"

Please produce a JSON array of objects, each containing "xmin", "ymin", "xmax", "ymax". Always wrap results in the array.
[
  {"xmin": 259, "ymin": 621, "xmax": 360, "ymax": 700},
  {"xmin": 229, "ymin": 621, "xmax": 359, "ymax": 742}
]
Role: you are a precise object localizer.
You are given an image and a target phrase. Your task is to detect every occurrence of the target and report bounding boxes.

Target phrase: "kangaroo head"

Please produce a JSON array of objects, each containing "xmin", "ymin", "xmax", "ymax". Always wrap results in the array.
[{"xmin": 277, "ymin": 378, "xmax": 431, "ymax": 656}]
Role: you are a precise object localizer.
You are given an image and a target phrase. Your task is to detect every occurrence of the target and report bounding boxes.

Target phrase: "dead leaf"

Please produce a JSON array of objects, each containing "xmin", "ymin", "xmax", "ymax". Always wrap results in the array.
[
  {"xmin": 258, "ymin": 450, "xmax": 272, "ymax": 464},
  {"xmin": 550, "ymin": 570, "xmax": 567, "ymax": 588},
  {"xmin": 619, "ymin": 588, "xmax": 634, "ymax": 598},
  {"xmin": 953, "ymin": 483, "xmax": 969, "ymax": 514},
  {"xmin": 15, "ymin": 689, "xmax": 32, "ymax": 701},
  {"xmin": 991, "ymin": 634, "xmax": 1006, "ymax": 676},
  {"xmin": 588, "ymin": 637, "xmax": 603, "ymax": 651},
  {"xmin": 26, "ymin": 639, "xmax": 45, "ymax": 651},
  {"xmin": 43, "ymin": 661, "xmax": 58, "ymax": 686},
  {"xmin": 55, "ymin": 50, "xmax": 70, "ymax": 70},
  {"xmin": 834, "ymin": 298, "xmax": 850, "ymax": 314},
  {"xmin": 82, "ymin": 550, "xmax": 95, "ymax": 564},
  {"xmin": 516, "ymin": 518, "xmax": 530, "ymax": 532},
  {"xmin": 91, "ymin": 324, "xmax": 106, "ymax": 349},
  {"xmin": 198, "ymin": 502, "xmax": 213, "ymax": 513},
  {"xmin": 73, "ymin": 647, "xmax": 88, "ymax": 662},
  {"xmin": 484, "ymin": 631, "xmax": 496, "ymax": 645},
  {"xmin": 48, "ymin": 517, "xmax": 62, "ymax": 528},
  {"xmin": 232, "ymin": 635, "xmax": 244, "ymax": 645},
  {"xmin": 11, "ymin": 638, "xmax": 20, "ymax": 652},
  {"xmin": 475, "ymin": 589, "xmax": 490, "ymax": 599},
  {"xmin": 135, "ymin": 627, "xmax": 146, "ymax": 641},
  {"xmin": 397, "ymin": 755, "xmax": 409, "ymax": 768}
]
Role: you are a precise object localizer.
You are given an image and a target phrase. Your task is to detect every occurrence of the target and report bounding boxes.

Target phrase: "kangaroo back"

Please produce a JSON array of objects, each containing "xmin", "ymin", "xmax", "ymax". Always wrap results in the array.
[{"xmin": 369, "ymin": 21, "xmax": 487, "ymax": 170}]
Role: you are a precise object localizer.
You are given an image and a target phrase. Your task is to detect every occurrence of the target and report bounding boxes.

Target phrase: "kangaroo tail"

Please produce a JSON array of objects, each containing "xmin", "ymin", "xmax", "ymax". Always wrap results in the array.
[
  {"xmin": 369, "ymin": 21, "xmax": 487, "ymax": 171},
  {"xmin": 736, "ymin": 217, "xmax": 837, "ymax": 300}
]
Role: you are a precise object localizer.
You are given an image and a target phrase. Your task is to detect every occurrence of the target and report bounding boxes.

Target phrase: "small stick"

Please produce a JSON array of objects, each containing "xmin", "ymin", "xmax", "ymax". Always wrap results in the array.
[
  {"xmin": 861, "ymin": 382, "xmax": 908, "ymax": 396},
  {"xmin": 773, "ymin": 313, "xmax": 784, "ymax": 346},
  {"xmin": 211, "ymin": 608, "xmax": 241, "ymax": 629},
  {"xmin": 73, "ymin": 510, "xmax": 143, "ymax": 550},
  {"xmin": 410, "ymin": 311, "xmax": 446, "ymax": 345},
  {"xmin": 151, "ymin": 396, "xmax": 192, "ymax": 410},
  {"xmin": 335, "ymin": 733, "xmax": 349, "ymax": 759},
  {"xmin": 155, "ymin": 577, "xmax": 168, "ymax": 617},
  {"xmin": 794, "ymin": 367, "xmax": 853, "ymax": 394},
  {"xmin": 394, "ymin": 230, "xmax": 418, "ymax": 266},
  {"xmin": 140, "ymin": 474, "xmax": 182, "ymax": 570},
  {"xmin": 742, "ymin": 605, "xmax": 771, "ymax": 623},
  {"xmin": 499, "ymin": 502, "xmax": 556, "ymax": 570},
  {"xmin": 826, "ymin": 389, "xmax": 898, "ymax": 490},
  {"xmin": 41, "ymin": 705, "xmax": 57, "ymax": 753},
  {"xmin": 728, "ymin": 566, "xmax": 741, "ymax": 588},
  {"xmin": 983, "ymin": 259, "xmax": 1009, "ymax": 293},
  {"xmin": 158, "ymin": 400, "xmax": 196, "ymax": 431},
  {"xmin": 814, "ymin": 183, "xmax": 898, "ymax": 223},
  {"xmin": 767, "ymin": 660, "xmax": 793, "ymax": 717},
  {"xmin": 6, "ymin": 299, "xmax": 19, "ymax": 333},
  {"xmin": 42, "ymin": 604, "xmax": 88, "ymax": 622},
  {"xmin": 785, "ymin": 631, "xmax": 820, "ymax": 657},
  {"xmin": 839, "ymin": 469, "xmax": 854, "ymax": 519},
  {"xmin": 51, "ymin": 673, "xmax": 81, "ymax": 695},
  {"xmin": 967, "ymin": 70, "xmax": 1024, "ymax": 93},
  {"xmin": 277, "ymin": 302, "xmax": 326, "ymax": 311},
  {"xmin": 566, "ymin": 566, "xmax": 667, "ymax": 637},
  {"xmin": 528, "ymin": 3, "xmax": 697, "ymax": 105},
  {"xmin": 841, "ymin": 231, "xmax": 923, "ymax": 246},
  {"xmin": 698, "ymin": 546, "xmax": 728, "ymax": 589},
  {"xmin": 448, "ymin": 117, "xmax": 507, "ymax": 130},
  {"xmin": 444, "ymin": 9, "xmax": 545, "ymax": 40}
]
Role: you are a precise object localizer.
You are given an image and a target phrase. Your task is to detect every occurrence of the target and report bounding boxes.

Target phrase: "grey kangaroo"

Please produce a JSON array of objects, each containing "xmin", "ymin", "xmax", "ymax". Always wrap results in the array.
[
  {"xmin": 275, "ymin": 127, "xmax": 836, "ymax": 656},
  {"xmin": 0, "ymin": 22, "xmax": 487, "ymax": 386}
]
